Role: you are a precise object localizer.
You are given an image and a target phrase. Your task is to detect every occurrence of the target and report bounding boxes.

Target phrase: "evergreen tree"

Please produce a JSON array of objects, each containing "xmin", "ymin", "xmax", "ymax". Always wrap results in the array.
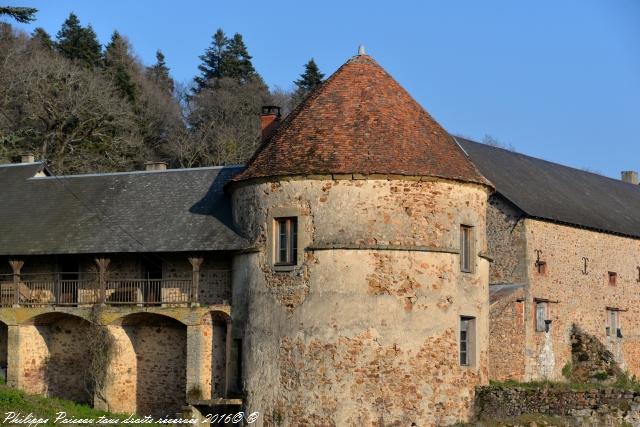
[
  {"xmin": 146, "ymin": 50, "xmax": 174, "ymax": 94},
  {"xmin": 0, "ymin": 6, "xmax": 37, "ymax": 23},
  {"xmin": 220, "ymin": 33, "xmax": 256, "ymax": 83},
  {"xmin": 56, "ymin": 13, "xmax": 102, "ymax": 67},
  {"xmin": 193, "ymin": 28, "xmax": 227, "ymax": 92},
  {"xmin": 104, "ymin": 31, "xmax": 137, "ymax": 102},
  {"xmin": 30, "ymin": 27, "xmax": 54, "ymax": 50},
  {"xmin": 291, "ymin": 58, "xmax": 324, "ymax": 107}
]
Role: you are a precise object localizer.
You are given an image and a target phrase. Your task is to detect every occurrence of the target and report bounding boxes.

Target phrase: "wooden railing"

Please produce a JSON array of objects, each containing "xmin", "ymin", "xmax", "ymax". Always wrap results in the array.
[{"xmin": 0, "ymin": 273, "xmax": 204, "ymax": 307}]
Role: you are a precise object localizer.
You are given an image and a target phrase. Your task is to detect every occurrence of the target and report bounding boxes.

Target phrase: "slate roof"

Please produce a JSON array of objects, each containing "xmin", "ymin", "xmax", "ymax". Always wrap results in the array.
[
  {"xmin": 233, "ymin": 54, "xmax": 490, "ymax": 187},
  {"xmin": 458, "ymin": 137, "xmax": 640, "ymax": 239},
  {"xmin": 0, "ymin": 163, "xmax": 249, "ymax": 255}
]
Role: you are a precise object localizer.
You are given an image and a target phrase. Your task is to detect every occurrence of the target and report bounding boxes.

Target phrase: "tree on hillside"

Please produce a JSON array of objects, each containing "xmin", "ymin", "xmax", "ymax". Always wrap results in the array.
[
  {"xmin": 56, "ymin": 13, "xmax": 102, "ymax": 68},
  {"xmin": 291, "ymin": 58, "xmax": 324, "ymax": 108},
  {"xmin": 0, "ymin": 6, "xmax": 37, "ymax": 23},
  {"xmin": 30, "ymin": 27, "xmax": 53, "ymax": 50},
  {"xmin": 220, "ymin": 33, "xmax": 257, "ymax": 83},
  {"xmin": 104, "ymin": 31, "xmax": 137, "ymax": 102},
  {"xmin": 146, "ymin": 50, "xmax": 174, "ymax": 94},
  {"xmin": 193, "ymin": 28, "xmax": 227, "ymax": 92}
]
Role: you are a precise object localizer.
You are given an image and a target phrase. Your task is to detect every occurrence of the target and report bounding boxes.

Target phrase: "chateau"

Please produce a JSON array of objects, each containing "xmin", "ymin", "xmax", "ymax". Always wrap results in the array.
[{"xmin": 0, "ymin": 51, "xmax": 638, "ymax": 426}]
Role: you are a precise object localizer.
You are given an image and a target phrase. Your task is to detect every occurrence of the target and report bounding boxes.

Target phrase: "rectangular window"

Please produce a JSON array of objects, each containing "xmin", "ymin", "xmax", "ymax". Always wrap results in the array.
[
  {"xmin": 607, "ymin": 309, "xmax": 620, "ymax": 338},
  {"xmin": 460, "ymin": 316, "xmax": 476, "ymax": 366},
  {"xmin": 275, "ymin": 217, "xmax": 298, "ymax": 266},
  {"xmin": 460, "ymin": 225, "xmax": 474, "ymax": 273},
  {"xmin": 608, "ymin": 272, "xmax": 617, "ymax": 286},
  {"xmin": 536, "ymin": 261, "xmax": 547, "ymax": 275},
  {"xmin": 535, "ymin": 301, "xmax": 548, "ymax": 332}
]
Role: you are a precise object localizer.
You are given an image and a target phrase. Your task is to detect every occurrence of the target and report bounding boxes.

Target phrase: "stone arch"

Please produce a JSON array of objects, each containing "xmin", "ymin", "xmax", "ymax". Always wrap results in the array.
[
  {"xmin": 203, "ymin": 310, "xmax": 231, "ymax": 398},
  {"xmin": 21, "ymin": 312, "xmax": 93, "ymax": 403},
  {"xmin": 107, "ymin": 312, "xmax": 187, "ymax": 418}
]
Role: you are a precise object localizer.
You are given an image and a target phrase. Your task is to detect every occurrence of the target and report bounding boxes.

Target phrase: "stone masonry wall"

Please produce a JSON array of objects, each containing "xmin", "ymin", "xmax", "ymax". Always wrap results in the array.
[
  {"xmin": 489, "ymin": 287, "xmax": 526, "ymax": 381},
  {"xmin": 232, "ymin": 178, "xmax": 491, "ymax": 426},
  {"xmin": 476, "ymin": 385, "xmax": 640, "ymax": 426},
  {"xmin": 524, "ymin": 219, "xmax": 640, "ymax": 381}
]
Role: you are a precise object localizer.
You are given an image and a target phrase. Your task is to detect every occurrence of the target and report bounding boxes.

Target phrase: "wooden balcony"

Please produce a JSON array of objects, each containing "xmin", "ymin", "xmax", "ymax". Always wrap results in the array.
[{"xmin": 0, "ymin": 272, "xmax": 228, "ymax": 307}]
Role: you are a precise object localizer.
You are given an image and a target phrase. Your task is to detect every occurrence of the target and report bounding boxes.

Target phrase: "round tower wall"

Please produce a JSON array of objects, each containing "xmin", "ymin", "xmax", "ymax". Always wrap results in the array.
[{"xmin": 231, "ymin": 177, "xmax": 490, "ymax": 426}]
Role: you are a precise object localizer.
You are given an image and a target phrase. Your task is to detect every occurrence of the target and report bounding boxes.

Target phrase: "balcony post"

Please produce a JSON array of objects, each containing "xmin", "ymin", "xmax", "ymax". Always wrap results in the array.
[
  {"xmin": 188, "ymin": 257, "xmax": 203, "ymax": 305},
  {"xmin": 8, "ymin": 260, "xmax": 24, "ymax": 307},
  {"xmin": 94, "ymin": 257, "xmax": 110, "ymax": 304}
]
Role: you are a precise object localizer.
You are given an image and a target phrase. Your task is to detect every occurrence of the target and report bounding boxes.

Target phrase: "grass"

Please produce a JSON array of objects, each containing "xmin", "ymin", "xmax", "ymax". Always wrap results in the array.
[{"xmin": 0, "ymin": 383, "xmax": 162, "ymax": 426}]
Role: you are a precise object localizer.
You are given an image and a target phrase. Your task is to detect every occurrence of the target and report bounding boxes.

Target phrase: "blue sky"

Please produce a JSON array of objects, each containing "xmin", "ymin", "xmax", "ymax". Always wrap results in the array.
[{"xmin": 5, "ymin": 0, "xmax": 640, "ymax": 178}]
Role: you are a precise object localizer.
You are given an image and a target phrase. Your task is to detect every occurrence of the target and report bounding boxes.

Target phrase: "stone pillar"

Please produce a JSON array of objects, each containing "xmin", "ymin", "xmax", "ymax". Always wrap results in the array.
[
  {"xmin": 224, "ymin": 319, "xmax": 232, "ymax": 398},
  {"xmin": 188, "ymin": 257, "xmax": 203, "ymax": 306},
  {"xmin": 186, "ymin": 324, "xmax": 212, "ymax": 402},
  {"xmin": 8, "ymin": 260, "xmax": 24, "ymax": 306},
  {"xmin": 94, "ymin": 258, "xmax": 110, "ymax": 303},
  {"xmin": 6, "ymin": 325, "xmax": 22, "ymax": 389}
]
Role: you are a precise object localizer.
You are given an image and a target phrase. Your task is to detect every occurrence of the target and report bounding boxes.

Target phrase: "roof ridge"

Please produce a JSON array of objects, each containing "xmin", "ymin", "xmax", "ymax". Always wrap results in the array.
[{"xmin": 33, "ymin": 164, "xmax": 244, "ymax": 179}]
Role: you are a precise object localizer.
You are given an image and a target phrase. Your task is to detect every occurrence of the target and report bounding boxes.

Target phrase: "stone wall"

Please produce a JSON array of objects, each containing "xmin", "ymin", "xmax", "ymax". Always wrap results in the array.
[
  {"xmin": 523, "ymin": 219, "xmax": 640, "ymax": 381},
  {"xmin": 489, "ymin": 286, "xmax": 526, "ymax": 381},
  {"xmin": 232, "ymin": 177, "xmax": 491, "ymax": 426},
  {"xmin": 476, "ymin": 385, "xmax": 640, "ymax": 426}
]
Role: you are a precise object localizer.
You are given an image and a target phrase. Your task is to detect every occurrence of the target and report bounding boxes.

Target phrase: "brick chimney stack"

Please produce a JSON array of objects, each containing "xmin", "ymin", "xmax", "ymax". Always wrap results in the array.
[
  {"xmin": 260, "ymin": 106, "xmax": 281, "ymax": 142},
  {"xmin": 145, "ymin": 161, "xmax": 168, "ymax": 171},
  {"xmin": 21, "ymin": 154, "xmax": 35, "ymax": 163},
  {"xmin": 621, "ymin": 171, "xmax": 639, "ymax": 185}
]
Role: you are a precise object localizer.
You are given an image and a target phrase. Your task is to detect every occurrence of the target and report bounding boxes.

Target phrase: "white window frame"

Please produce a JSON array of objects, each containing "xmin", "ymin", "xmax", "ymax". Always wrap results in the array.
[
  {"xmin": 460, "ymin": 316, "xmax": 476, "ymax": 367},
  {"xmin": 535, "ymin": 301, "xmax": 548, "ymax": 332}
]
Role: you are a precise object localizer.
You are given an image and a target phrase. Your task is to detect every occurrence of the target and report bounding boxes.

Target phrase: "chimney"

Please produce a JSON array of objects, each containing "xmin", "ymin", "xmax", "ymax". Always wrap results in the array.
[
  {"xmin": 260, "ymin": 105, "xmax": 281, "ymax": 141},
  {"xmin": 145, "ymin": 161, "xmax": 168, "ymax": 172},
  {"xmin": 621, "ymin": 171, "xmax": 639, "ymax": 185},
  {"xmin": 21, "ymin": 154, "xmax": 35, "ymax": 163}
]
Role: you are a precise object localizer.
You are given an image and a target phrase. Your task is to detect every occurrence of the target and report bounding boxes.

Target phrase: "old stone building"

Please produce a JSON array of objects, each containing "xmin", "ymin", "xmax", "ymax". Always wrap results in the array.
[
  {"xmin": 0, "ymin": 49, "xmax": 637, "ymax": 426},
  {"xmin": 459, "ymin": 139, "xmax": 640, "ymax": 383}
]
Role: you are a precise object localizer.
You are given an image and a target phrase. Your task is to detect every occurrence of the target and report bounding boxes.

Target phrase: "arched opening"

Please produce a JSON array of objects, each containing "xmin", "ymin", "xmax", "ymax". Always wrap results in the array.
[
  {"xmin": 23, "ymin": 312, "xmax": 92, "ymax": 403},
  {"xmin": 110, "ymin": 312, "xmax": 187, "ymax": 418},
  {"xmin": 0, "ymin": 321, "xmax": 7, "ymax": 382},
  {"xmin": 206, "ymin": 311, "xmax": 231, "ymax": 398}
]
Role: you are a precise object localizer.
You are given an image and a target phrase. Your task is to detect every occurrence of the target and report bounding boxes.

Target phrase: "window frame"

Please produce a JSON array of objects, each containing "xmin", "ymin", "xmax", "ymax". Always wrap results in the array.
[
  {"xmin": 459, "ymin": 225, "xmax": 475, "ymax": 273},
  {"xmin": 274, "ymin": 217, "xmax": 298, "ymax": 266},
  {"xmin": 535, "ymin": 301, "xmax": 548, "ymax": 333},
  {"xmin": 459, "ymin": 316, "xmax": 476, "ymax": 367},
  {"xmin": 607, "ymin": 308, "xmax": 621, "ymax": 339},
  {"xmin": 608, "ymin": 271, "xmax": 617, "ymax": 286}
]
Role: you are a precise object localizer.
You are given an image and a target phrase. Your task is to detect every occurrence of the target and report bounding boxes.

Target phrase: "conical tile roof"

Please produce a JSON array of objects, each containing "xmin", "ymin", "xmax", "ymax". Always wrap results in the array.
[{"xmin": 233, "ymin": 54, "xmax": 490, "ymax": 186}]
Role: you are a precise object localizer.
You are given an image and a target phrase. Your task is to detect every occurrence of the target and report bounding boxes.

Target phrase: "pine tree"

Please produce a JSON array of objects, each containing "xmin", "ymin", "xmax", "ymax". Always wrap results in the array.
[
  {"xmin": 220, "ymin": 33, "xmax": 256, "ymax": 83},
  {"xmin": 30, "ymin": 27, "xmax": 54, "ymax": 50},
  {"xmin": 104, "ymin": 31, "xmax": 137, "ymax": 102},
  {"xmin": 193, "ymin": 28, "xmax": 227, "ymax": 92},
  {"xmin": 0, "ymin": 6, "xmax": 37, "ymax": 23},
  {"xmin": 56, "ymin": 13, "xmax": 102, "ymax": 68},
  {"xmin": 147, "ymin": 50, "xmax": 174, "ymax": 94},
  {"xmin": 292, "ymin": 58, "xmax": 324, "ymax": 107}
]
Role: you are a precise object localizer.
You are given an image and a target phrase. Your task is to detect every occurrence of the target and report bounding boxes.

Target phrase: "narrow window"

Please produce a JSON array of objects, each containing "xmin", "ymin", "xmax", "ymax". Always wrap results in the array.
[
  {"xmin": 608, "ymin": 272, "xmax": 617, "ymax": 286},
  {"xmin": 535, "ymin": 301, "xmax": 548, "ymax": 332},
  {"xmin": 460, "ymin": 225, "xmax": 474, "ymax": 273},
  {"xmin": 607, "ymin": 309, "xmax": 621, "ymax": 338},
  {"xmin": 460, "ymin": 316, "xmax": 475, "ymax": 366},
  {"xmin": 536, "ymin": 261, "xmax": 547, "ymax": 275},
  {"xmin": 275, "ymin": 217, "xmax": 298, "ymax": 266}
]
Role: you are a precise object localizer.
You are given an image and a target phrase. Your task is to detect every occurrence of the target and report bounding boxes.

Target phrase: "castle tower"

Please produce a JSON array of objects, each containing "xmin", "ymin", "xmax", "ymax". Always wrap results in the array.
[{"xmin": 228, "ymin": 52, "xmax": 493, "ymax": 426}]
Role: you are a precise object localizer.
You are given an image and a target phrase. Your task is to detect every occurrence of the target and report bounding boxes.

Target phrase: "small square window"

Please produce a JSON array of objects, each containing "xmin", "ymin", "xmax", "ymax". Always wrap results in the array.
[
  {"xmin": 460, "ymin": 225, "xmax": 474, "ymax": 273},
  {"xmin": 460, "ymin": 316, "xmax": 476, "ymax": 366},
  {"xmin": 608, "ymin": 272, "xmax": 617, "ymax": 286},
  {"xmin": 274, "ymin": 217, "xmax": 298, "ymax": 266},
  {"xmin": 535, "ymin": 301, "xmax": 548, "ymax": 332}
]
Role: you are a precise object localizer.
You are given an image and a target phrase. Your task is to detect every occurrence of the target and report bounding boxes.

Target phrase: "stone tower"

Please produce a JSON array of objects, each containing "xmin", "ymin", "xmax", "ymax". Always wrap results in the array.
[{"xmin": 227, "ymin": 53, "xmax": 493, "ymax": 426}]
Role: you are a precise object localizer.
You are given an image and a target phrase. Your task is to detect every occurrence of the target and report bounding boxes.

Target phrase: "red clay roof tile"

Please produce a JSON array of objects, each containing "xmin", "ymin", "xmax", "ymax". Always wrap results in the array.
[{"xmin": 233, "ymin": 54, "xmax": 491, "ymax": 186}]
